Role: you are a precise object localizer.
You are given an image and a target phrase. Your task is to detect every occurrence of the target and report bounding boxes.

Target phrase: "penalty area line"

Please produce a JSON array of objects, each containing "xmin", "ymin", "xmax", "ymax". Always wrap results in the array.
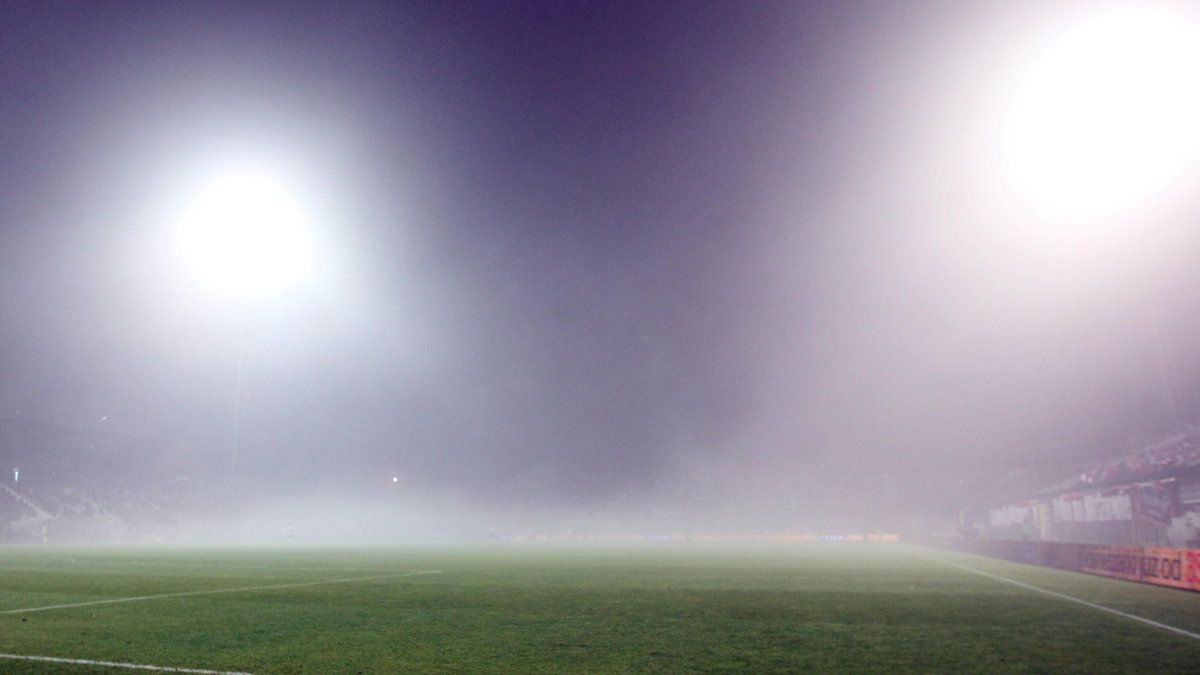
[
  {"xmin": 0, "ymin": 652, "xmax": 254, "ymax": 674},
  {"xmin": 0, "ymin": 569, "xmax": 443, "ymax": 615},
  {"xmin": 910, "ymin": 547, "xmax": 1200, "ymax": 641}
]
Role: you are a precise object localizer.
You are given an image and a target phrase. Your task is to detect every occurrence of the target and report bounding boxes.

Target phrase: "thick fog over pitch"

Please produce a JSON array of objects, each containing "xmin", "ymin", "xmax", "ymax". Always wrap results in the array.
[{"xmin": 3, "ymin": 1, "xmax": 1200, "ymax": 539}]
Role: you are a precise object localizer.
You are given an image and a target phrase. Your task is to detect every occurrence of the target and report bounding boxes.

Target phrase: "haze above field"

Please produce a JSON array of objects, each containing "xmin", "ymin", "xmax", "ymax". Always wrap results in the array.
[{"xmin": 3, "ymin": 0, "xmax": 1200, "ymax": 532}]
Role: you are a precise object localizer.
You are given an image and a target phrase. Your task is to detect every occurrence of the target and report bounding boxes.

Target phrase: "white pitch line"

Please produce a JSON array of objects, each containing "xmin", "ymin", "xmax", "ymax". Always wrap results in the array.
[
  {"xmin": 911, "ymin": 548, "xmax": 1200, "ymax": 641},
  {"xmin": 0, "ymin": 653, "xmax": 255, "ymax": 674},
  {"xmin": 0, "ymin": 569, "xmax": 443, "ymax": 615}
]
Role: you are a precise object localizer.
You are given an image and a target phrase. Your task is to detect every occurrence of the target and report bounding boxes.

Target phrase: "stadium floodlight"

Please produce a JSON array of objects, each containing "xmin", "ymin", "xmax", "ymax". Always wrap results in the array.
[
  {"xmin": 175, "ymin": 171, "xmax": 314, "ymax": 301},
  {"xmin": 996, "ymin": 4, "xmax": 1200, "ymax": 224},
  {"xmin": 984, "ymin": 3, "xmax": 1200, "ymax": 427},
  {"xmin": 173, "ymin": 169, "xmax": 315, "ymax": 487}
]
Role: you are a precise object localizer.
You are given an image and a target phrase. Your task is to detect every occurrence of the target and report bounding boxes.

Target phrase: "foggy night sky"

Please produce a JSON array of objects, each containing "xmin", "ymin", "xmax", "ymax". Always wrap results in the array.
[{"xmin": 4, "ymin": 0, "xmax": 1200, "ymax": 522}]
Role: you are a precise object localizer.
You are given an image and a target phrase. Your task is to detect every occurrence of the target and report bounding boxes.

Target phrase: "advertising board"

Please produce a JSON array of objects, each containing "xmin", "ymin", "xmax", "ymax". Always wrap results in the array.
[{"xmin": 944, "ymin": 539, "xmax": 1200, "ymax": 593}]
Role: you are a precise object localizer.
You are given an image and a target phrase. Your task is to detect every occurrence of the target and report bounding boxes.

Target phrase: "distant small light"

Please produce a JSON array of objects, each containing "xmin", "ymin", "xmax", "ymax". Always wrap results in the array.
[{"xmin": 392, "ymin": 476, "xmax": 399, "ymax": 483}]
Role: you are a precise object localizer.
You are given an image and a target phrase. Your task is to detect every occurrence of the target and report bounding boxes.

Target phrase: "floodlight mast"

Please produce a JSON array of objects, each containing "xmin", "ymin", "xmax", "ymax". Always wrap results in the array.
[
  {"xmin": 997, "ymin": 5, "xmax": 1200, "ymax": 430},
  {"xmin": 175, "ymin": 171, "xmax": 313, "ymax": 489},
  {"xmin": 230, "ymin": 307, "xmax": 248, "ymax": 485}
]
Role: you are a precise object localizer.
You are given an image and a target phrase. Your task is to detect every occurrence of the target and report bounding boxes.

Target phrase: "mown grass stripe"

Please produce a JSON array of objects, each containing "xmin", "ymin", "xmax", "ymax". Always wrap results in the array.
[
  {"xmin": 911, "ymin": 547, "xmax": 1200, "ymax": 640},
  {"xmin": 0, "ymin": 569, "xmax": 442, "ymax": 615},
  {"xmin": 0, "ymin": 652, "xmax": 255, "ymax": 674}
]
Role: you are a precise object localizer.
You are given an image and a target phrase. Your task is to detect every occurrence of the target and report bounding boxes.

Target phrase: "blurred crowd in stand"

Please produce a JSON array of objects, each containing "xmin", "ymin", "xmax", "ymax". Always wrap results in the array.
[
  {"xmin": 1064, "ymin": 429, "xmax": 1200, "ymax": 493},
  {"xmin": 0, "ymin": 421, "xmax": 206, "ymax": 542}
]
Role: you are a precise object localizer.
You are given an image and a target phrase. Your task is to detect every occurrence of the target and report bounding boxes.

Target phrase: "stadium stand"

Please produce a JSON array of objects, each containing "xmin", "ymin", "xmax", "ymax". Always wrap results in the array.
[
  {"xmin": 0, "ymin": 417, "xmax": 207, "ymax": 542},
  {"xmin": 981, "ymin": 427, "xmax": 1200, "ymax": 547}
]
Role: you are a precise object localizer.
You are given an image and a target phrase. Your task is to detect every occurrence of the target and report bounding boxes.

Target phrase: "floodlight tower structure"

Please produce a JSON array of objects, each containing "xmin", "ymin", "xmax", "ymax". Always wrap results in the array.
[
  {"xmin": 996, "ymin": 4, "xmax": 1200, "ymax": 430},
  {"xmin": 175, "ymin": 171, "xmax": 314, "ymax": 489}
]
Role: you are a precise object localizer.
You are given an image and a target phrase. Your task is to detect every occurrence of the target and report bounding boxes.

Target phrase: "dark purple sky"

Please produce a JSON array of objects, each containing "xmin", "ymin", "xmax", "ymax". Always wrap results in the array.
[{"xmin": 3, "ymin": 0, "xmax": 1200, "ymax": 520}]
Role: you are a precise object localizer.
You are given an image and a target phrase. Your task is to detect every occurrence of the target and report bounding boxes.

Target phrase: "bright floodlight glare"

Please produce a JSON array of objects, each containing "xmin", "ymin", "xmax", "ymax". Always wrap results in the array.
[
  {"xmin": 1000, "ymin": 5, "xmax": 1200, "ymax": 222},
  {"xmin": 176, "ymin": 172, "xmax": 314, "ymax": 300}
]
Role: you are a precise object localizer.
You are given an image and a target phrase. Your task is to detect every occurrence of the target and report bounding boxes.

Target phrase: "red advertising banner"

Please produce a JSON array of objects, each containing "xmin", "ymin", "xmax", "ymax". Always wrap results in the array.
[
  {"xmin": 942, "ymin": 539, "xmax": 1200, "ymax": 593},
  {"xmin": 1079, "ymin": 545, "xmax": 1189, "ymax": 589}
]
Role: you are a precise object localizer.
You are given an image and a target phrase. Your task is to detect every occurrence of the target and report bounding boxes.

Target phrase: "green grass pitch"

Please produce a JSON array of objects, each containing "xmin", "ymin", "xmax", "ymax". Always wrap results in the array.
[{"xmin": 1, "ymin": 543, "xmax": 1199, "ymax": 673}]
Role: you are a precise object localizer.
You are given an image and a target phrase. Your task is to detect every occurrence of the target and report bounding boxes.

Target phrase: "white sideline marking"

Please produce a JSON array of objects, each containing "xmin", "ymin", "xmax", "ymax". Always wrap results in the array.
[
  {"xmin": 912, "ymin": 549, "xmax": 1200, "ymax": 641},
  {"xmin": 0, "ymin": 653, "xmax": 254, "ymax": 674},
  {"xmin": 0, "ymin": 569, "xmax": 443, "ymax": 615}
]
